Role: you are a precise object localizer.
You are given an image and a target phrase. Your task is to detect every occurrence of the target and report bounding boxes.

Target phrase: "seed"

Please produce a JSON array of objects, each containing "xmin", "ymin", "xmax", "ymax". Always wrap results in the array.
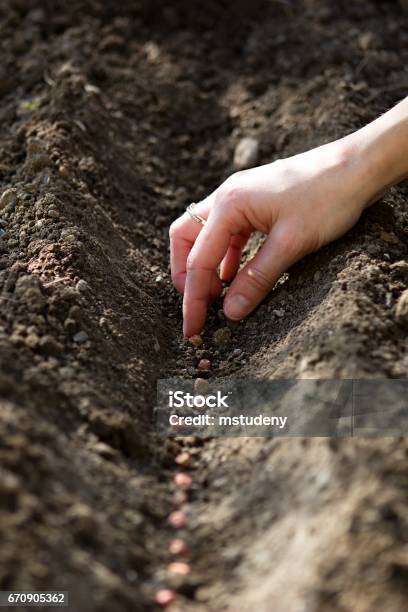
[
  {"xmin": 197, "ymin": 358, "xmax": 211, "ymax": 371},
  {"xmin": 175, "ymin": 452, "xmax": 191, "ymax": 467},
  {"xmin": 155, "ymin": 589, "xmax": 177, "ymax": 607},
  {"xmin": 167, "ymin": 562, "xmax": 191, "ymax": 575},
  {"xmin": 168, "ymin": 539, "xmax": 188, "ymax": 555},
  {"xmin": 174, "ymin": 472, "xmax": 192, "ymax": 488},
  {"xmin": 168, "ymin": 511, "xmax": 187, "ymax": 529},
  {"xmin": 173, "ymin": 490, "xmax": 188, "ymax": 506},
  {"xmin": 189, "ymin": 334, "xmax": 203, "ymax": 347},
  {"xmin": 58, "ymin": 164, "xmax": 69, "ymax": 178}
]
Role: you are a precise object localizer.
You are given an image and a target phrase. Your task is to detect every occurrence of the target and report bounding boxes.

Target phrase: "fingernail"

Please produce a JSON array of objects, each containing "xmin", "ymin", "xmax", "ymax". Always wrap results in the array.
[{"xmin": 224, "ymin": 294, "xmax": 250, "ymax": 320}]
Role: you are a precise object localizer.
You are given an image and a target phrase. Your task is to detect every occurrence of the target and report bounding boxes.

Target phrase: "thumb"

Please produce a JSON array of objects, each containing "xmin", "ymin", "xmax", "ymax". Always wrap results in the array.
[{"xmin": 223, "ymin": 222, "xmax": 302, "ymax": 321}]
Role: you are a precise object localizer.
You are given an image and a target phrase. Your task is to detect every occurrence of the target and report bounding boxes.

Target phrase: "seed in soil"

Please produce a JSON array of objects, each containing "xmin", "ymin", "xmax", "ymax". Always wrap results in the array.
[
  {"xmin": 168, "ymin": 539, "xmax": 188, "ymax": 556},
  {"xmin": 197, "ymin": 358, "xmax": 211, "ymax": 371},
  {"xmin": 168, "ymin": 511, "xmax": 187, "ymax": 529},
  {"xmin": 175, "ymin": 452, "xmax": 191, "ymax": 467},
  {"xmin": 174, "ymin": 472, "xmax": 193, "ymax": 488},
  {"xmin": 194, "ymin": 378, "xmax": 210, "ymax": 395},
  {"xmin": 189, "ymin": 334, "xmax": 203, "ymax": 347},
  {"xmin": 173, "ymin": 490, "xmax": 188, "ymax": 506},
  {"xmin": 155, "ymin": 589, "xmax": 177, "ymax": 607},
  {"xmin": 167, "ymin": 562, "xmax": 191, "ymax": 576}
]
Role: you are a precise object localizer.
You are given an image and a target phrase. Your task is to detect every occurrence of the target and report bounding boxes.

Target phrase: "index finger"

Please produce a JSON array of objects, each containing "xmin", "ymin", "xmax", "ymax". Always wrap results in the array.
[
  {"xmin": 169, "ymin": 198, "xmax": 214, "ymax": 295},
  {"xmin": 183, "ymin": 210, "xmax": 232, "ymax": 337}
]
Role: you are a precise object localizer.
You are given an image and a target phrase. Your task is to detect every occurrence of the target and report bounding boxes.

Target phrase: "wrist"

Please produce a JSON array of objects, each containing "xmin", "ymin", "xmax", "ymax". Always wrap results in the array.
[{"xmin": 346, "ymin": 97, "xmax": 408, "ymax": 208}]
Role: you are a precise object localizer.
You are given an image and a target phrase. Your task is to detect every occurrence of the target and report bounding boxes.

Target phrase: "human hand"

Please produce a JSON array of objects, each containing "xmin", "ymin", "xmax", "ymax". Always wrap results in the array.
[{"xmin": 170, "ymin": 101, "xmax": 408, "ymax": 337}]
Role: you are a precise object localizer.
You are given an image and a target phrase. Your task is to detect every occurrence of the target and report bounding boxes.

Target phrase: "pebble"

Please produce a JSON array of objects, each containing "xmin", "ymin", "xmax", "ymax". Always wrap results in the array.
[
  {"xmin": 76, "ymin": 279, "xmax": 89, "ymax": 293},
  {"xmin": 194, "ymin": 378, "xmax": 210, "ymax": 395},
  {"xmin": 168, "ymin": 539, "xmax": 188, "ymax": 556},
  {"xmin": 390, "ymin": 261, "xmax": 408, "ymax": 278},
  {"xmin": 0, "ymin": 188, "xmax": 18, "ymax": 210},
  {"xmin": 167, "ymin": 562, "xmax": 191, "ymax": 576},
  {"xmin": 168, "ymin": 511, "xmax": 187, "ymax": 529},
  {"xmin": 273, "ymin": 309, "xmax": 285, "ymax": 318},
  {"xmin": 189, "ymin": 334, "xmax": 203, "ymax": 347},
  {"xmin": 175, "ymin": 452, "xmax": 191, "ymax": 467},
  {"xmin": 173, "ymin": 490, "xmax": 188, "ymax": 506},
  {"xmin": 174, "ymin": 473, "xmax": 193, "ymax": 488},
  {"xmin": 396, "ymin": 290, "xmax": 408, "ymax": 327},
  {"xmin": 233, "ymin": 137, "xmax": 259, "ymax": 170},
  {"xmin": 197, "ymin": 358, "xmax": 211, "ymax": 371},
  {"xmin": 155, "ymin": 589, "xmax": 177, "ymax": 607},
  {"xmin": 73, "ymin": 331, "xmax": 88, "ymax": 344},
  {"xmin": 213, "ymin": 327, "xmax": 231, "ymax": 346}
]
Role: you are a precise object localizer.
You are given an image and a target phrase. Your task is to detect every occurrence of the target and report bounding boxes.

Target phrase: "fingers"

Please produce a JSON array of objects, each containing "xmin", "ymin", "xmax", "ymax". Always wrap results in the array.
[
  {"xmin": 170, "ymin": 198, "xmax": 214, "ymax": 295},
  {"xmin": 223, "ymin": 222, "xmax": 303, "ymax": 321},
  {"xmin": 220, "ymin": 233, "xmax": 249, "ymax": 281},
  {"xmin": 182, "ymin": 206, "xmax": 235, "ymax": 337}
]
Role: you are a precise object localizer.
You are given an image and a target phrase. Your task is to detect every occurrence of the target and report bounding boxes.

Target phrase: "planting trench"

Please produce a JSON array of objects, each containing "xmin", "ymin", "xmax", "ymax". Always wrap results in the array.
[{"xmin": 0, "ymin": 1, "xmax": 408, "ymax": 610}]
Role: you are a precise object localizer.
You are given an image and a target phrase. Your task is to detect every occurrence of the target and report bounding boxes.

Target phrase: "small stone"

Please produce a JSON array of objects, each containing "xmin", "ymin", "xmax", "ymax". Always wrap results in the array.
[
  {"xmin": 213, "ymin": 327, "xmax": 231, "ymax": 346},
  {"xmin": 197, "ymin": 358, "xmax": 211, "ymax": 371},
  {"xmin": 25, "ymin": 333, "xmax": 40, "ymax": 349},
  {"xmin": 175, "ymin": 452, "xmax": 191, "ymax": 467},
  {"xmin": 189, "ymin": 334, "xmax": 203, "ymax": 347},
  {"xmin": 168, "ymin": 539, "xmax": 188, "ymax": 556},
  {"xmin": 155, "ymin": 589, "xmax": 177, "ymax": 607},
  {"xmin": 313, "ymin": 270, "xmax": 321, "ymax": 283},
  {"xmin": 92, "ymin": 442, "xmax": 117, "ymax": 458},
  {"xmin": 272, "ymin": 309, "xmax": 285, "ymax": 318},
  {"xmin": 73, "ymin": 331, "xmax": 88, "ymax": 344},
  {"xmin": 167, "ymin": 562, "xmax": 191, "ymax": 576},
  {"xmin": 174, "ymin": 473, "xmax": 193, "ymax": 488},
  {"xmin": 76, "ymin": 279, "xmax": 89, "ymax": 293},
  {"xmin": 168, "ymin": 511, "xmax": 187, "ymax": 529},
  {"xmin": 395, "ymin": 290, "xmax": 408, "ymax": 327},
  {"xmin": 194, "ymin": 378, "xmax": 210, "ymax": 395},
  {"xmin": 173, "ymin": 490, "xmax": 188, "ymax": 506},
  {"xmin": 0, "ymin": 188, "xmax": 18, "ymax": 210},
  {"xmin": 390, "ymin": 261, "xmax": 408, "ymax": 278},
  {"xmin": 233, "ymin": 137, "xmax": 259, "ymax": 170}
]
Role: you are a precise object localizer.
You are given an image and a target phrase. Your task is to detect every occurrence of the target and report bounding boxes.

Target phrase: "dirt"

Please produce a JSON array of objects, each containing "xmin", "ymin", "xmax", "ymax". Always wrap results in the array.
[{"xmin": 0, "ymin": 0, "xmax": 407, "ymax": 610}]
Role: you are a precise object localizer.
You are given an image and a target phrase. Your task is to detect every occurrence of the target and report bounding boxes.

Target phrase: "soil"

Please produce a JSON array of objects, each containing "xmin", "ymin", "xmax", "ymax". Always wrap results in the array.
[{"xmin": 0, "ymin": 1, "xmax": 407, "ymax": 611}]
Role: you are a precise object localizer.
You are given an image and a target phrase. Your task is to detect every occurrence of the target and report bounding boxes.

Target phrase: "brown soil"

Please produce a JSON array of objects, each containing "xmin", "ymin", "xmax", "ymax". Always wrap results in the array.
[{"xmin": 0, "ymin": 1, "xmax": 407, "ymax": 611}]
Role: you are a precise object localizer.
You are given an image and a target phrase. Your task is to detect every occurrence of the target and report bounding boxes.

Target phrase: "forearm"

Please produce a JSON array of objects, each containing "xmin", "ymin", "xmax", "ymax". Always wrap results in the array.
[{"xmin": 349, "ymin": 97, "xmax": 408, "ymax": 207}]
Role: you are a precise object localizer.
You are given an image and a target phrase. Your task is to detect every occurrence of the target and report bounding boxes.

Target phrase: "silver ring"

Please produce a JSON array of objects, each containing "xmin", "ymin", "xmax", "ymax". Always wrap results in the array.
[{"xmin": 186, "ymin": 202, "xmax": 206, "ymax": 226}]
